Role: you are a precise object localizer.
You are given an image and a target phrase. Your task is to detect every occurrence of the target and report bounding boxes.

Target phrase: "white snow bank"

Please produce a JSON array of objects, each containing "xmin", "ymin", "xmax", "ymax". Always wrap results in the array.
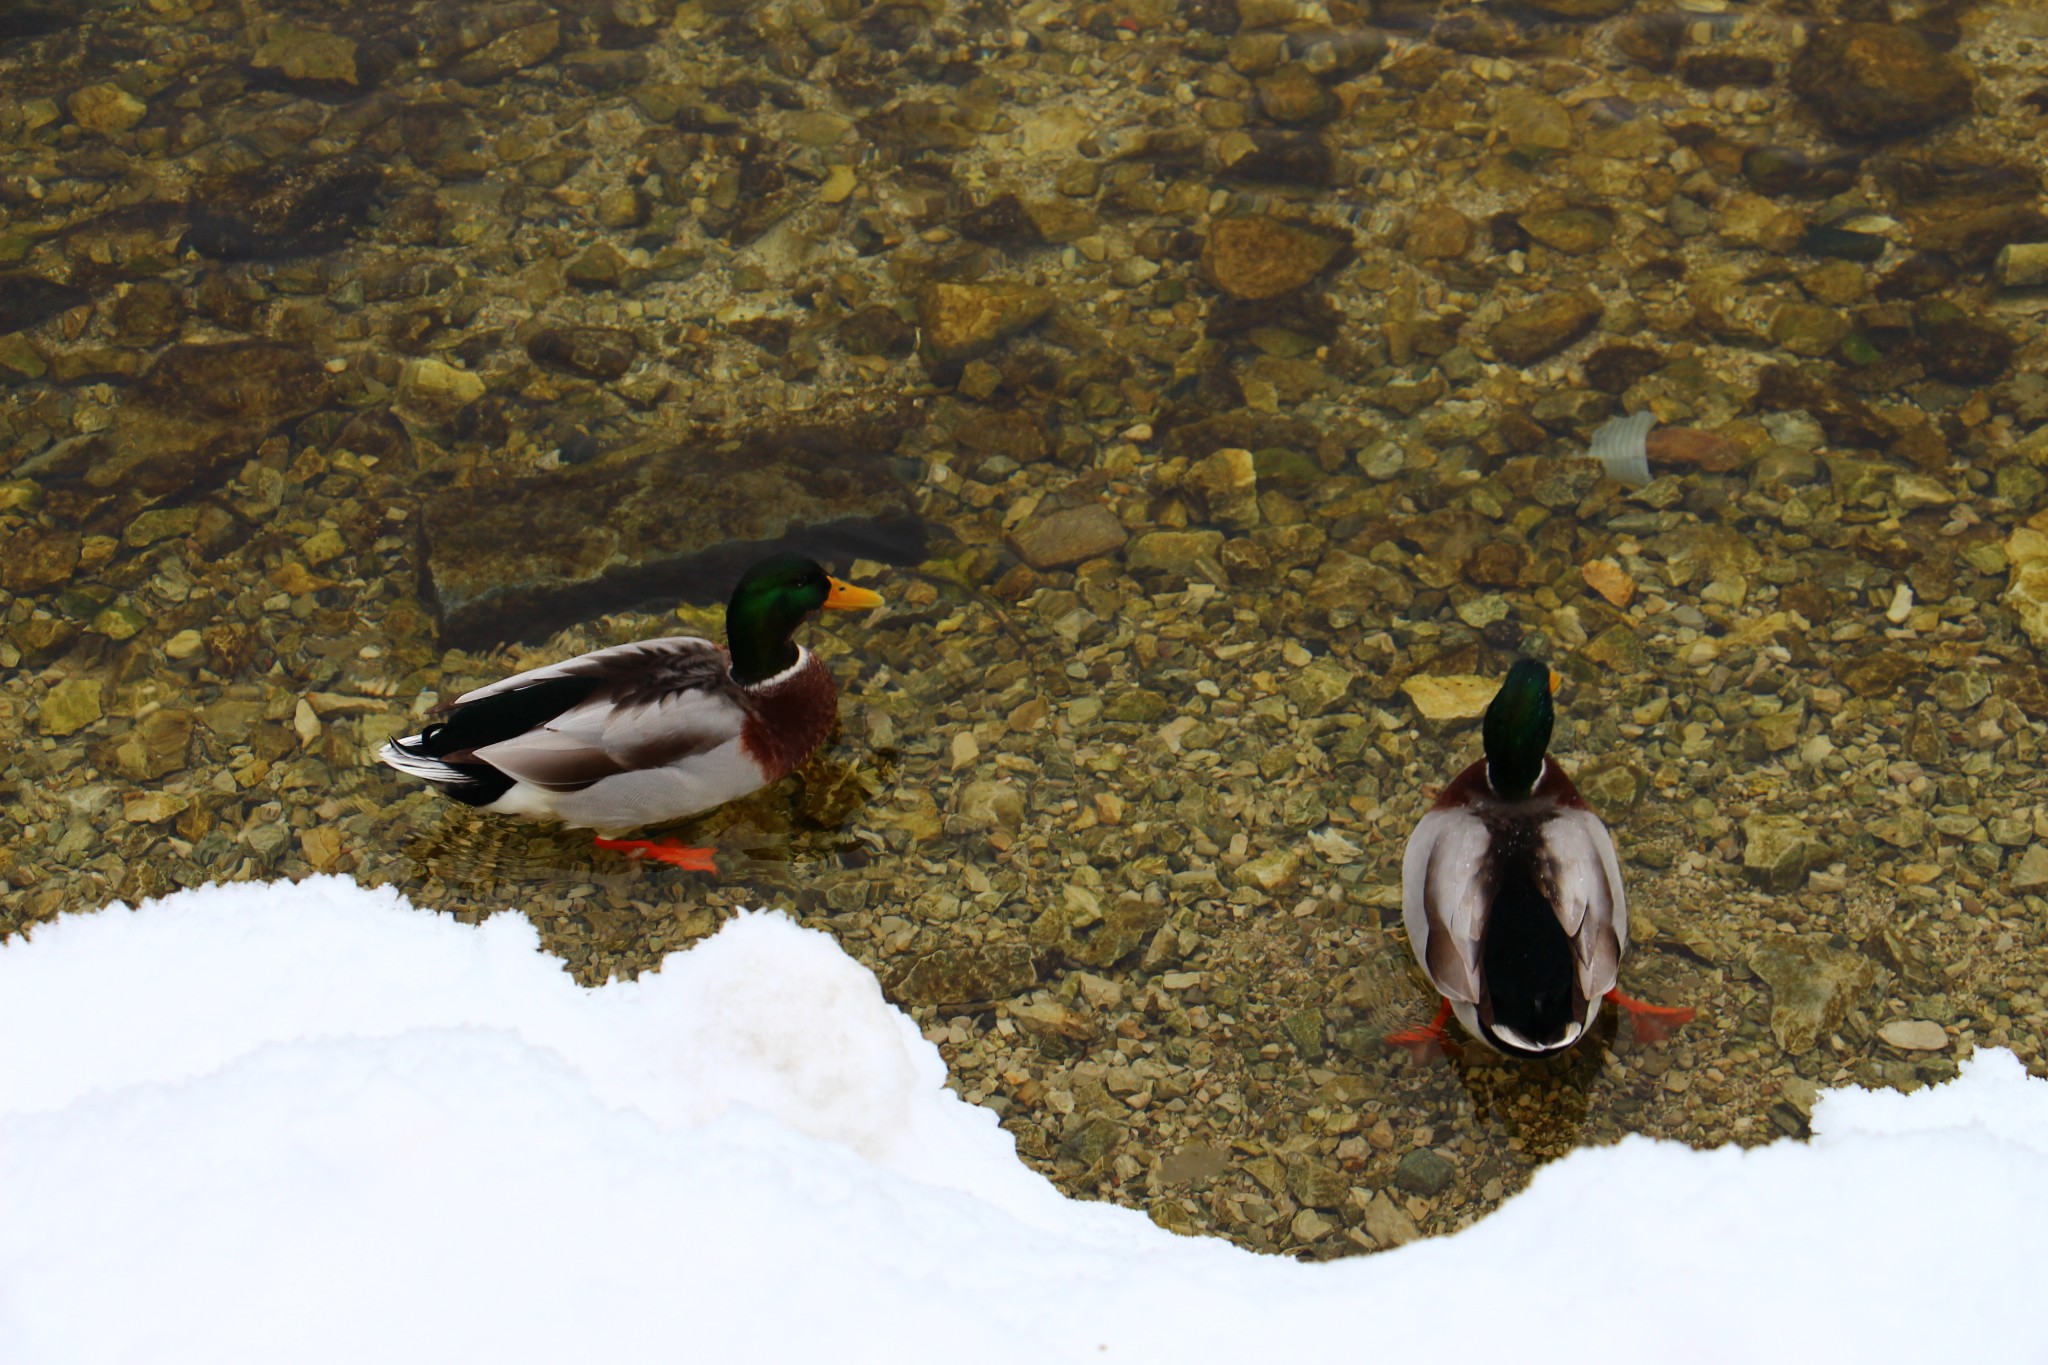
[{"xmin": 3, "ymin": 878, "xmax": 2044, "ymax": 1365}]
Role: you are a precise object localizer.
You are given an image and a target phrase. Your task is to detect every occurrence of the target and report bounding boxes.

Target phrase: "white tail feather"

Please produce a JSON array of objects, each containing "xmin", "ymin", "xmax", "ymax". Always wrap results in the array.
[{"xmin": 378, "ymin": 739, "xmax": 470, "ymax": 786}]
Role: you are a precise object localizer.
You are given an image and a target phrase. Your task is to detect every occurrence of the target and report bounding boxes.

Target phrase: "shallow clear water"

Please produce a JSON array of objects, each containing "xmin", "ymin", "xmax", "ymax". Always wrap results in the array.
[{"xmin": 4, "ymin": 0, "xmax": 2046, "ymax": 1254}]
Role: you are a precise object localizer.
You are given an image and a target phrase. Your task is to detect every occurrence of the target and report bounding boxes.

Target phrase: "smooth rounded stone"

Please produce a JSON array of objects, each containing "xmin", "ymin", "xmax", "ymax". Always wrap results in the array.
[
  {"xmin": 2011, "ymin": 845, "xmax": 2048, "ymax": 891},
  {"xmin": 1399, "ymin": 674, "xmax": 1494, "ymax": 728},
  {"xmin": 250, "ymin": 22, "xmax": 366, "ymax": 89},
  {"xmin": 1879, "ymin": 1019, "xmax": 1949, "ymax": 1052},
  {"xmin": 1996, "ymin": 243, "xmax": 2048, "ymax": 288},
  {"xmin": 1741, "ymin": 813, "xmax": 1827, "ymax": 893},
  {"xmin": 916, "ymin": 282, "xmax": 1053, "ymax": 366},
  {"xmin": 1405, "ymin": 203, "xmax": 1471, "ymax": 261},
  {"xmin": 1254, "ymin": 64, "xmax": 1334, "ymax": 124},
  {"xmin": 1201, "ymin": 215, "xmax": 1348, "ymax": 300},
  {"xmin": 187, "ymin": 157, "xmax": 382, "ymax": 261},
  {"xmin": 38, "ymin": 677, "xmax": 103, "ymax": 736},
  {"xmin": 596, "ymin": 186, "xmax": 650, "ymax": 230},
  {"xmin": 1517, "ymin": 207, "xmax": 1612, "ymax": 256},
  {"xmin": 1127, "ymin": 529, "xmax": 1226, "ymax": 578},
  {"xmin": 402, "ymin": 357, "xmax": 485, "ymax": 404},
  {"xmin": 163, "ymin": 628, "xmax": 204, "ymax": 661},
  {"xmin": 67, "ymin": 82, "xmax": 147, "ymax": 135},
  {"xmin": 449, "ymin": 18, "xmax": 559, "ymax": 84},
  {"xmin": 1493, "ymin": 89, "xmax": 1573, "ymax": 153},
  {"xmin": 956, "ymin": 408, "xmax": 1050, "ymax": 466},
  {"xmin": 957, "ymin": 779, "xmax": 1025, "ymax": 830},
  {"xmin": 1748, "ymin": 936, "xmax": 1881, "ymax": 1055},
  {"xmin": 566, "ymin": 242, "xmax": 631, "ymax": 290},
  {"xmin": 1583, "ymin": 343, "xmax": 1663, "ymax": 394},
  {"xmin": 1717, "ymin": 193, "xmax": 1805, "ymax": 252},
  {"xmin": 1518, "ymin": 0, "xmax": 1626, "ymax": 16},
  {"xmin": 0, "ymin": 527, "xmax": 81, "ymax": 593},
  {"xmin": 1394, "ymin": 1148, "xmax": 1454, "ymax": 1197},
  {"xmin": 887, "ymin": 944, "xmax": 1037, "ymax": 1006},
  {"xmin": 1790, "ymin": 23, "xmax": 1971, "ymax": 140},
  {"xmin": 526, "ymin": 326, "xmax": 637, "ymax": 381},
  {"xmin": 1005, "ymin": 503, "xmax": 1128, "ymax": 570},
  {"xmin": 1487, "ymin": 289, "xmax": 1600, "ymax": 365},
  {"xmin": 1189, "ymin": 447, "xmax": 1260, "ymax": 529},
  {"xmin": 1769, "ymin": 303, "xmax": 1851, "ymax": 357}
]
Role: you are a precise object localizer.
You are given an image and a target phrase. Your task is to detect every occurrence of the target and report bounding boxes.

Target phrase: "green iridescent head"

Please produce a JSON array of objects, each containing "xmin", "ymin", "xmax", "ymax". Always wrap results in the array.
[
  {"xmin": 725, "ymin": 554, "xmax": 883, "ymax": 686},
  {"xmin": 1482, "ymin": 657, "xmax": 1557, "ymax": 801}
]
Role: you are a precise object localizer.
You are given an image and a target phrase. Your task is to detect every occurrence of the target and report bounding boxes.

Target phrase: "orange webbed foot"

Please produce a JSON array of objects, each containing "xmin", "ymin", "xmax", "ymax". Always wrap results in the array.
[
  {"xmin": 593, "ymin": 836, "xmax": 719, "ymax": 873},
  {"xmin": 1605, "ymin": 988, "xmax": 1696, "ymax": 1044},
  {"xmin": 1384, "ymin": 999, "xmax": 1460, "ymax": 1062}
]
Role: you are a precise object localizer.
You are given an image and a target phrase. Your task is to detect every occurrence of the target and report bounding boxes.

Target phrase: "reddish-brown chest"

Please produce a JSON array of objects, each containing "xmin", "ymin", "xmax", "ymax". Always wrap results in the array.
[{"xmin": 737, "ymin": 652, "xmax": 839, "ymax": 781}]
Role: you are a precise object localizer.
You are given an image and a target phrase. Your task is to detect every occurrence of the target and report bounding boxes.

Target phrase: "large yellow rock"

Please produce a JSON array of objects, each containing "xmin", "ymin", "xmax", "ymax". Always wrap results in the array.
[{"xmin": 1399, "ymin": 674, "xmax": 1497, "ymax": 727}]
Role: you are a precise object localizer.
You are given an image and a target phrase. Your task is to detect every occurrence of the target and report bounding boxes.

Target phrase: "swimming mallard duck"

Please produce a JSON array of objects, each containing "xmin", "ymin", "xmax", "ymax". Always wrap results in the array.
[
  {"xmin": 379, "ymin": 554, "xmax": 883, "ymax": 871},
  {"xmin": 1388, "ymin": 658, "xmax": 1693, "ymax": 1057}
]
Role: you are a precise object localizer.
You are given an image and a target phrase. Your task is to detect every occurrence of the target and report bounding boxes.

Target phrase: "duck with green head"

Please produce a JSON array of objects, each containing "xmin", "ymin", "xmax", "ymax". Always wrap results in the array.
[
  {"xmin": 379, "ymin": 554, "xmax": 883, "ymax": 871},
  {"xmin": 1389, "ymin": 657, "xmax": 1694, "ymax": 1057}
]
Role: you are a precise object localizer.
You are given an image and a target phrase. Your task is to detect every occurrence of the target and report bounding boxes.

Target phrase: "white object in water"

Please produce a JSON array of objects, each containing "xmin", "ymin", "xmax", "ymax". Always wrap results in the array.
[{"xmin": 1587, "ymin": 410, "xmax": 1655, "ymax": 487}]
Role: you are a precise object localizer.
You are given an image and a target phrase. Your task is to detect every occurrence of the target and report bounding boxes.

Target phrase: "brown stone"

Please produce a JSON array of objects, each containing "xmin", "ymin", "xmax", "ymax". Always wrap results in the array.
[
  {"xmin": 1006, "ymin": 504, "xmax": 1129, "ymax": 570},
  {"xmin": 1647, "ymin": 427, "xmax": 1746, "ymax": 474},
  {"xmin": 1404, "ymin": 204, "xmax": 1471, "ymax": 261},
  {"xmin": 1255, "ymin": 64, "xmax": 1335, "ymax": 124},
  {"xmin": 916, "ymin": 282, "xmax": 1053, "ymax": 367},
  {"xmin": 0, "ymin": 528, "xmax": 82, "ymax": 593},
  {"xmin": 1790, "ymin": 23, "xmax": 1971, "ymax": 140},
  {"xmin": 1201, "ymin": 215, "xmax": 1349, "ymax": 300},
  {"xmin": 526, "ymin": 326, "xmax": 638, "ymax": 381},
  {"xmin": 1487, "ymin": 289, "xmax": 1601, "ymax": 365},
  {"xmin": 1517, "ymin": 207, "xmax": 1612, "ymax": 256},
  {"xmin": 449, "ymin": 18, "xmax": 559, "ymax": 84}
]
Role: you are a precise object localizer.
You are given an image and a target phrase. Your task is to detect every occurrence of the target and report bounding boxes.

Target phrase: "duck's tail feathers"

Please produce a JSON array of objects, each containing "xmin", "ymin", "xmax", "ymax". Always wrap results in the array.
[
  {"xmin": 379, "ymin": 736, "xmax": 520, "ymax": 808},
  {"xmin": 379, "ymin": 736, "xmax": 471, "ymax": 785}
]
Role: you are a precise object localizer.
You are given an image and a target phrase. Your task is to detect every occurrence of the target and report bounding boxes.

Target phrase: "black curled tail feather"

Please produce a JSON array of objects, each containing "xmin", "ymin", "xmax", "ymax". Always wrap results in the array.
[{"xmin": 378, "ymin": 738, "xmax": 515, "ymax": 808}]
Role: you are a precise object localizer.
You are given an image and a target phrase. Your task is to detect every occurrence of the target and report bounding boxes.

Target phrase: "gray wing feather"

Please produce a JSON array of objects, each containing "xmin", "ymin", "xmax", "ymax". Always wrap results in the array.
[
  {"xmin": 462, "ymin": 637, "xmax": 749, "ymax": 792},
  {"xmin": 1540, "ymin": 809, "xmax": 1627, "ymax": 1000},
  {"xmin": 1401, "ymin": 808, "xmax": 1491, "ymax": 1004},
  {"xmin": 452, "ymin": 636, "xmax": 730, "ymax": 707}
]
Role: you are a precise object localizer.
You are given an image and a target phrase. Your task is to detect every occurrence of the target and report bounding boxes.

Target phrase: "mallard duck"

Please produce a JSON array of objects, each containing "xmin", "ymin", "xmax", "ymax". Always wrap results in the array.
[
  {"xmin": 379, "ymin": 554, "xmax": 883, "ymax": 871},
  {"xmin": 1388, "ymin": 658, "xmax": 1693, "ymax": 1057}
]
